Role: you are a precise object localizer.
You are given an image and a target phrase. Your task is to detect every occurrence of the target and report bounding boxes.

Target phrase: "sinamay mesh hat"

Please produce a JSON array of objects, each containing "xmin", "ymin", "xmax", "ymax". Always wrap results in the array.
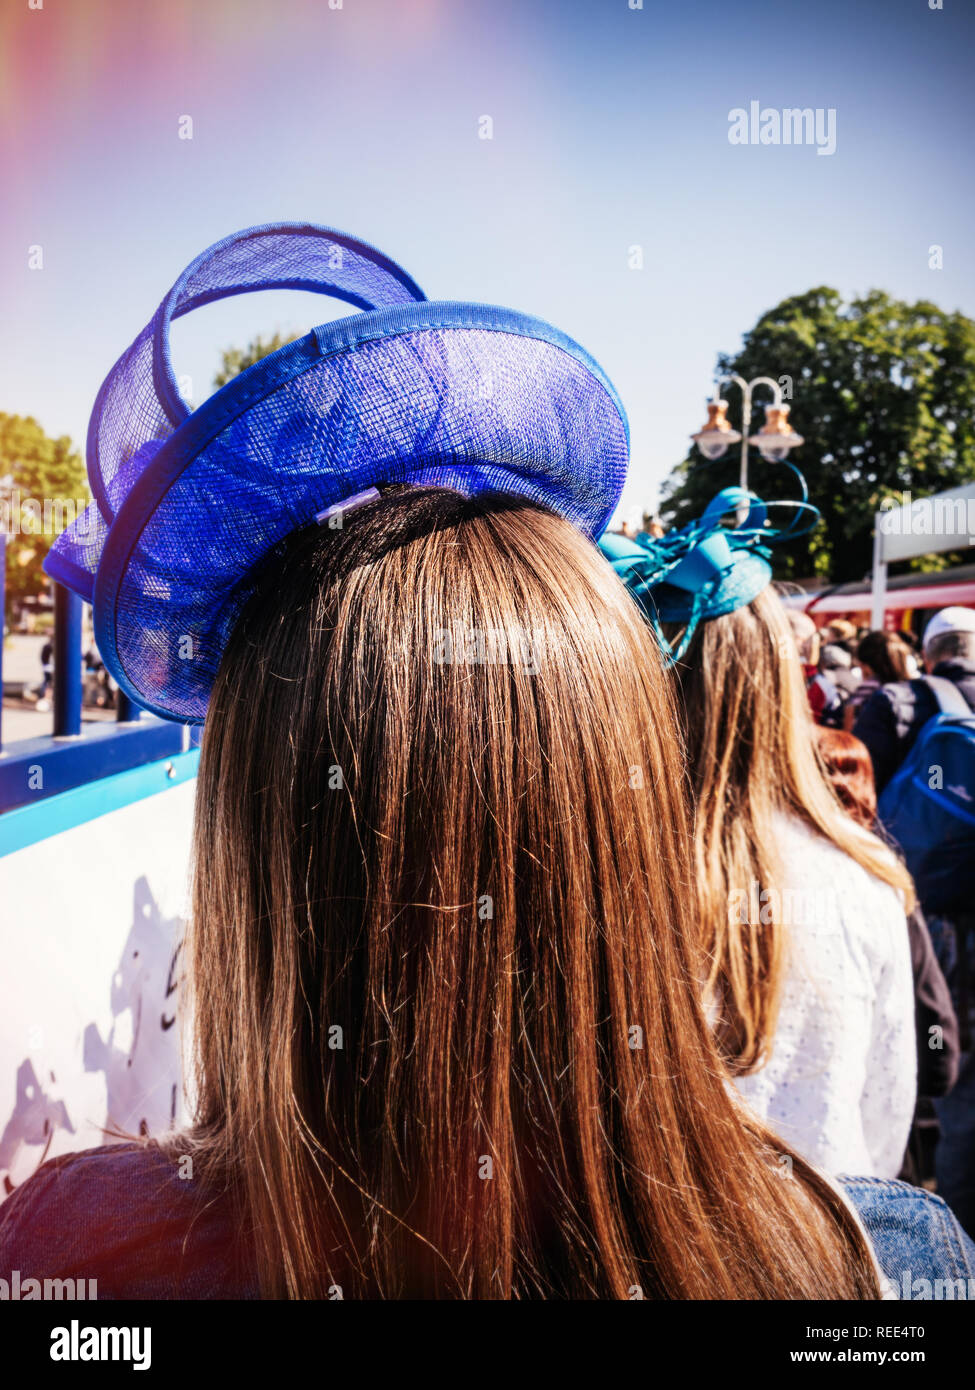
[{"xmin": 46, "ymin": 222, "xmax": 629, "ymax": 723}]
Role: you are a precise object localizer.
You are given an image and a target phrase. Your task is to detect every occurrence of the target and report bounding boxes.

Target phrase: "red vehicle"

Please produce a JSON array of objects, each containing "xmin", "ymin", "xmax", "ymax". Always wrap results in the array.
[{"xmin": 781, "ymin": 561, "xmax": 975, "ymax": 639}]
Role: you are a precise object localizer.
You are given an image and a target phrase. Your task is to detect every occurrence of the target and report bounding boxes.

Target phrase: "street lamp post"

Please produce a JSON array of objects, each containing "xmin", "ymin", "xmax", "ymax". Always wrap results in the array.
[{"xmin": 690, "ymin": 374, "xmax": 804, "ymax": 492}]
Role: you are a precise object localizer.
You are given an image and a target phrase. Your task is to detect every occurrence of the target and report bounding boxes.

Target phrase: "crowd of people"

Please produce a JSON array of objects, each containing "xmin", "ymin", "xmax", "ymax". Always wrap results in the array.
[
  {"xmin": 1, "ymin": 223, "xmax": 974, "ymax": 1300},
  {"xmin": 789, "ymin": 604, "xmax": 975, "ymax": 1229}
]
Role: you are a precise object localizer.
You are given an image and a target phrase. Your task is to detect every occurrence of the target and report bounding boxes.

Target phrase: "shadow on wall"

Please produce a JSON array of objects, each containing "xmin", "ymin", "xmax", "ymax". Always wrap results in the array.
[
  {"xmin": 0, "ymin": 876, "xmax": 185, "ymax": 1195},
  {"xmin": 0, "ymin": 1060, "xmax": 75, "ymax": 1195}
]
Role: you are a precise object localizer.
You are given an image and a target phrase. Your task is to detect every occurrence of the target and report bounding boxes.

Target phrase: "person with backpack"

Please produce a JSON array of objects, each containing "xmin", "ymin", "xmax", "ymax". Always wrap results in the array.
[
  {"xmin": 859, "ymin": 607, "xmax": 975, "ymax": 1236},
  {"xmin": 854, "ymin": 611, "xmax": 975, "ymax": 794},
  {"xmin": 843, "ymin": 630, "xmax": 917, "ymax": 732}
]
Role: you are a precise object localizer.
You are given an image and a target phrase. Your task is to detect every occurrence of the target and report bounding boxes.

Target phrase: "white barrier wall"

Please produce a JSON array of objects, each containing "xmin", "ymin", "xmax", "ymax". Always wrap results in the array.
[{"xmin": 0, "ymin": 767, "xmax": 196, "ymax": 1203}]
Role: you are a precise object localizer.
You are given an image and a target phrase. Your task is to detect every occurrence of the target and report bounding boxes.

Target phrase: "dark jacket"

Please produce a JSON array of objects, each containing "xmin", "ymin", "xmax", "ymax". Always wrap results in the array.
[
  {"xmin": 908, "ymin": 906, "xmax": 960, "ymax": 1097},
  {"xmin": 853, "ymin": 659, "xmax": 975, "ymax": 794}
]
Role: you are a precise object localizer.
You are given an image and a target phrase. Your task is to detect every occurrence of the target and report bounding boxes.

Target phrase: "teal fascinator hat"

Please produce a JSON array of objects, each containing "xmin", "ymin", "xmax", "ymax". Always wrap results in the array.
[{"xmin": 599, "ymin": 477, "xmax": 819, "ymax": 664}]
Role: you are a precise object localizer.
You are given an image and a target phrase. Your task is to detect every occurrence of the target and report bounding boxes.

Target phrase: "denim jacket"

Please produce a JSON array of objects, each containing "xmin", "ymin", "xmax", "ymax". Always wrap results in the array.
[
  {"xmin": 0, "ymin": 1145, "xmax": 973, "ymax": 1299},
  {"xmin": 840, "ymin": 1175, "xmax": 975, "ymax": 1298}
]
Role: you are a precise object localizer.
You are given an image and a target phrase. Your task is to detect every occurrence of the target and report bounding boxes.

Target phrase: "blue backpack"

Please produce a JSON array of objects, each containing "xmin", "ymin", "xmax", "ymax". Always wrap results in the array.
[{"xmin": 878, "ymin": 676, "xmax": 975, "ymax": 915}]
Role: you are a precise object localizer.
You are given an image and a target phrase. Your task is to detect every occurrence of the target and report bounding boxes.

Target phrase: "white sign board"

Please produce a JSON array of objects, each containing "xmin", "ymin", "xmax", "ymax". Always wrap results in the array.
[
  {"xmin": 872, "ymin": 481, "xmax": 975, "ymax": 626},
  {"xmin": 0, "ymin": 779, "xmax": 195, "ymax": 1203},
  {"xmin": 877, "ymin": 482, "xmax": 975, "ymax": 565}
]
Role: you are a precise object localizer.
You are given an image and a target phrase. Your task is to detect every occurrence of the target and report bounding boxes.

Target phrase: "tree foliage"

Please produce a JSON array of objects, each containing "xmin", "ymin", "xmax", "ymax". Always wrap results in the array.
[
  {"xmin": 1, "ymin": 413, "xmax": 87, "ymax": 616},
  {"xmin": 213, "ymin": 331, "xmax": 300, "ymax": 388},
  {"xmin": 661, "ymin": 289, "xmax": 975, "ymax": 582}
]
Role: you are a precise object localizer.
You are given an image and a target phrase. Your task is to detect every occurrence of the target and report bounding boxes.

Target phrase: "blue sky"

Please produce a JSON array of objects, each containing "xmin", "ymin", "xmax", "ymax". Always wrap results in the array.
[{"xmin": 2, "ymin": 0, "xmax": 973, "ymax": 522}]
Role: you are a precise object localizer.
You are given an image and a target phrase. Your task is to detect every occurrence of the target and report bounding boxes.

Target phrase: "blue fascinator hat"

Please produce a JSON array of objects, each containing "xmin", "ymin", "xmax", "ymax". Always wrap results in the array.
[
  {"xmin": 45, "ymin": 222, "xmax": 629, "ymax": 723},
  {"xmin": 599, "ymin": 478, "xmax": 819, "ymax": 664}
]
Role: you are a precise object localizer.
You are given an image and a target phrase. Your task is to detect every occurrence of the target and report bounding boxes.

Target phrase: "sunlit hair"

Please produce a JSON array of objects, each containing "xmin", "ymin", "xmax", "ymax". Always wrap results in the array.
[
  {"xmin": 813, "ymin": 727, "xmax": 877, "ymax": 830},
  {"xmin": 672, "ymin": 585, "xmax": 914, "ymax": 1075},
  {"xmin": 178, "ymin": 488, "xmax": 878, "ymax": 1299}
]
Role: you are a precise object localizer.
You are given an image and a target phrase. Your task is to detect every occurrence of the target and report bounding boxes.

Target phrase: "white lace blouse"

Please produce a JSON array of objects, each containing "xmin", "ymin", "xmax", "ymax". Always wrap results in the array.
[{"xmin": 732, "ymin": 813, "xmax": 916, "ymax": 1178}]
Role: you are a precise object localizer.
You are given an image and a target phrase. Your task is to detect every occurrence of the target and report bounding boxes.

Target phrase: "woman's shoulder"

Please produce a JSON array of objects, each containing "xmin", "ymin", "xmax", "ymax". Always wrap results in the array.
[
  {"xmin": 1, "ymin": 1143, "xmax": 173, "ymax": 1242},
  {"xmin": 0, "ymin": 1141, "xmax": 256, "ymax": 1299},
  {"xmin": 771, "ymin": 812, "xmax": 904, "ymax": 915},
  {"xmin": 4, "ymin": 1138, "xmax": 176, "ymax": 1197},
  {"xmin": 839, "ymin": 1176, "xmax": 975, "ymax": 1295}
]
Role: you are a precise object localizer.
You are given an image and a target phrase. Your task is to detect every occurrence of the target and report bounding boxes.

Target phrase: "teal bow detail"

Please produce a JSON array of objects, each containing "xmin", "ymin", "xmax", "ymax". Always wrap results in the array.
[{"xmin": 599, "ymin": 482, "xmax": 819, "ymax": 664}]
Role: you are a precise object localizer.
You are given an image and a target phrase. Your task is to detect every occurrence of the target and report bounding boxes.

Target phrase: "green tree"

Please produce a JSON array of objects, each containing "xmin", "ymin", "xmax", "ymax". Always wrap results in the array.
[
  {"xmin": 661, "ymin": 289, "xmax": 975, "ymax": 582},
  {"xmin": 1, "ymin": 413, "xmax": 87, "ymax": 618},
  {"xmin": 213, "ymin": 331, "xmax": 300, "ymax": 388}
]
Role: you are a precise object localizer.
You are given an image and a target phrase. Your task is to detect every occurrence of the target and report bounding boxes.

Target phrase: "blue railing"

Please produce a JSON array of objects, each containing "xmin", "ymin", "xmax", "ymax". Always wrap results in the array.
[{"xmin": 1, "ymin": 547, "xmax": 199, "ymax": 814}]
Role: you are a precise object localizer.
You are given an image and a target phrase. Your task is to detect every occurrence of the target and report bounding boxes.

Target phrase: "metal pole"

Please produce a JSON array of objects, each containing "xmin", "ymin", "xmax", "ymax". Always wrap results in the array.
[
  {"xmin": 739, "ymin": 382, "xmax": 752, "ymax": 495},
  {"xmin": 714, "ymin": 373, "xmax": 754, "ymax": 495},
  {"xmin": 870, "ymin": 514, "xmax": 888, "ymax": 631},
  {"xmin": 714, "ymin": 374, "xmax": 784, "ymax": 496},
  {"xmin": 116, "ymin": 690, "xmax": 141, "ymax": 722},
  {"xmin": 53, "ymin": 582, "xmax": 83, "ymax": 738},
  {"xmin": 709, "ymin": 372, "xmax": 787, "ymax": 503}
]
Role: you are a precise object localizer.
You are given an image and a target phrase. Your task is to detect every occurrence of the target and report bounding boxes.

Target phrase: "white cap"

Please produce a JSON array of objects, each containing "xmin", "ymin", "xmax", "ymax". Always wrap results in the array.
[{"xmin": 923, "ymin": 606, "xmax": 975, "ymax": 651}]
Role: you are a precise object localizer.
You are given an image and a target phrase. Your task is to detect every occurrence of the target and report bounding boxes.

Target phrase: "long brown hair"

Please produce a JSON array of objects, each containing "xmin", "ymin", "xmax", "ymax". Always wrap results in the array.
[
  {"xmin": 674, "ymin": 586, "xmax": 914, "ymax": 1075},
  {"xmin": 182, "ymin": 487, "xmax": 878, "ymax": 1298}
]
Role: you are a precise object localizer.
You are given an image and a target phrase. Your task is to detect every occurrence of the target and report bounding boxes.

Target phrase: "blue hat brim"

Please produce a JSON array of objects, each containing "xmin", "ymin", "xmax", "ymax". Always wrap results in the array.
[{"xmin": 90, "ymin": 301, "xmax": 629, "ymax": 723}]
